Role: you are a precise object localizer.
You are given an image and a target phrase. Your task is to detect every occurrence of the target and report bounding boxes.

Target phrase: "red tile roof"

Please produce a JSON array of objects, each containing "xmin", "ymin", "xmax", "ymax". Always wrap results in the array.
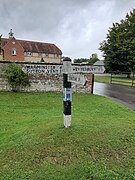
[{"xmin": 1, "ymin": 38, "xmax": 62, "ymax": 55}]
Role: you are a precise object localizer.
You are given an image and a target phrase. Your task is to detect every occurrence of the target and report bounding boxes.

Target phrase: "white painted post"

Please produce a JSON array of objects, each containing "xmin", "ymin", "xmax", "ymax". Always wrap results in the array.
[{"xmin": 63, "ymin": 57, "xmax": 72, "ymax": 128}]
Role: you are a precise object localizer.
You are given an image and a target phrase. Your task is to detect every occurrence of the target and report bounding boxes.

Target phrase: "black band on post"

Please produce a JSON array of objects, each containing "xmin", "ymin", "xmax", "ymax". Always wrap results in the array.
[{"xmin": 63, "ymin": 101, "xmax": 71, "ymax": 115}]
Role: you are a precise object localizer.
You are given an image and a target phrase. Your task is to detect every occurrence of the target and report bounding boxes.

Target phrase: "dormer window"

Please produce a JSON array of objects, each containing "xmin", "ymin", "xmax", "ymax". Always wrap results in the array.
[
  {"xmin": 26, "ymin": 52, "xmax": 32, "ymax": 56},
  {"xmin": 12, "ymin": 48, "xmax": 16, "ymax": 55}
]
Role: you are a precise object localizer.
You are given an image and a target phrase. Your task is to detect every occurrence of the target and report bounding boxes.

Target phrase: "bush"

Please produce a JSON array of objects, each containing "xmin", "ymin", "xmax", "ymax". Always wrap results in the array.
[{"xmin": 4, "ymin": 63, "xmax": 30, "ymax": 92}]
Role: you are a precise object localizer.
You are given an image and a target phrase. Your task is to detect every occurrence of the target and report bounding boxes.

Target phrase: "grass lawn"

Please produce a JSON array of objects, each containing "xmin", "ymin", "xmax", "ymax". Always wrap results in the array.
[
  {"xmin": 94, "ymin": 75, "xmax": 111, "ymax": 84},
  {"xmin": 111, "ymin": 74, "xmax": 135, "ymax": 87},
  {"xmin": 0, "ymin": 92, "xmax": 135, "ymax": 179},
  {"xmin": 95, "ymin": 74, "xmax": 135, "ymax": 87}
]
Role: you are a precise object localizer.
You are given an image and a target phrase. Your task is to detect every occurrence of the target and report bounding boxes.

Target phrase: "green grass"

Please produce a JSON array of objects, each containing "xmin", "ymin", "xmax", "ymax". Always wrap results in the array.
[
  {"xmin": 95, "ymin": 75, "xmax": 111, "ymax": 84},
  {"xmin": 95, "ymin": 74, "xmax": 135, "ymax": 86},
  {"xmin": 111, "ymin": 74, "xmax": 135, "ymax": 86},
  {"xmin": 0, "ymin": 92, "xmax": 135, "ymax": 179}
]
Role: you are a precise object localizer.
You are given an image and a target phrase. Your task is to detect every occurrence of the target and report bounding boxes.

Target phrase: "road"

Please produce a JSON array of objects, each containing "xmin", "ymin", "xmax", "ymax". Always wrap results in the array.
[{"xmin": 94, "ymin": 82, "xmax": 135, "ymax": 111}]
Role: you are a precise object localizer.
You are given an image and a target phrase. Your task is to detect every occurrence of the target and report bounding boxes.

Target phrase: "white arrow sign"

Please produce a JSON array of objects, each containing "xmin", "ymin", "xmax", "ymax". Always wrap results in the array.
[{"xmin": 68, "ymin": 74, "xmax": 87, "ymax": 85}]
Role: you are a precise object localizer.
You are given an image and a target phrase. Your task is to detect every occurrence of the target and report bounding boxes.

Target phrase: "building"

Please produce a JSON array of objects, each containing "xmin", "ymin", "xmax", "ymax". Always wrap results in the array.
[
  {"xmin": 0, "ymin": 30, "xmax": 62, "ymax": 63},
  {"xmin": 93, "ymin": 60, "xmax": 105, "ymax": 73},
  {"xmin": 93, "ymin": 60, "xmax": 104, "ymax": 66}
]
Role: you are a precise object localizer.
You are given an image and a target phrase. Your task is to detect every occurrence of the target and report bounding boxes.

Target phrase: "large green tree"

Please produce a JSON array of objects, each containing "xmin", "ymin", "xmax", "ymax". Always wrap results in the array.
[
  {"xmin": 73, "ymin": 53, "xmax": 99, "ymax": 64},
  {"xmin": 99, "ymin": 9, "xmax": 135, "ymax": 72},
  {"xmin": 89, "ymin": 53, "xmax": 99, "ymax": 64}
]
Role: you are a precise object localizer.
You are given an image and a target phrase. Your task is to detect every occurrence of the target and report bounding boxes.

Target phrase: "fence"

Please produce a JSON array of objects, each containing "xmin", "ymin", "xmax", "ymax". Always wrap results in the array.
[{"xmin": 110, "ymin": 72, "xmax": 135, "ymax": 87}]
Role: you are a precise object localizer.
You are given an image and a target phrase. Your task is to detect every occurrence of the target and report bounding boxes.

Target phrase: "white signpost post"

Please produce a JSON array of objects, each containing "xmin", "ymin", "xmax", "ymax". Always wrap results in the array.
[
  {"xmin": 62, "ymin": 57, "xmax": 94, "ymax": 128},
  {"xmin": 63, "ymin": 58, "xmax": 72, "ymax": 128}
]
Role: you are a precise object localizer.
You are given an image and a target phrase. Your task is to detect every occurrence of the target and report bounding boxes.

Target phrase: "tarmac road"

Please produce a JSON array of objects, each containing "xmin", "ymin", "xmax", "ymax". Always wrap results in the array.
[{"xmin": 94, "ymin": 82, "xmax": 135, "ymax": 111}]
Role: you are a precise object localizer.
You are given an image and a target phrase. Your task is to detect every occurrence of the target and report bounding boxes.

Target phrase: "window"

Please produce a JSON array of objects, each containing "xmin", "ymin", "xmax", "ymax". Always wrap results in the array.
[
  {"xmin": 12, "ymin": 48, "xmax": 16, "ymax": 55},
  {"xmin": 26, "ymin": 52, "xmax": 32, "ymax": 56}
]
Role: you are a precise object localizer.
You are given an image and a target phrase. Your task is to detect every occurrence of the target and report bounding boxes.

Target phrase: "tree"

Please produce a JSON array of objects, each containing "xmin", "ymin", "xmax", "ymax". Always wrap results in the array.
[
  {"xmin": 99, "ymin": 9, "xmax": 135, "ymax": 72},
  {"xmin": 74, "ymin": 58, "xmax": 89, "ymax": 64},
  {"xmin": 4, "ymin": 63, "xmax": 30, "ymax": 92},
  {"xmin": 88, "ymin": 53, "xmax": 99, "ymax": 64},
  {"xmin": 73, "ymin": 54, "xmax": 99, "ymax": 64}
]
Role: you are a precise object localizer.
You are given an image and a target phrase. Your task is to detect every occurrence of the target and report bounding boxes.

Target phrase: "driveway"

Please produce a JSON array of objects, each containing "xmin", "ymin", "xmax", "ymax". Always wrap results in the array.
[{"xmin": 94, "ymin": 82, "xmax": 135, "ymax": 111}]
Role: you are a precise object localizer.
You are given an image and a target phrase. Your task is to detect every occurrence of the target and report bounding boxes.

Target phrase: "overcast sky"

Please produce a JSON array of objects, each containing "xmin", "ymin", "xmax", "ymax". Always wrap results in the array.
[{"xmin": 0, "ymin": 0, "xmax": 135, "ymax": 60}]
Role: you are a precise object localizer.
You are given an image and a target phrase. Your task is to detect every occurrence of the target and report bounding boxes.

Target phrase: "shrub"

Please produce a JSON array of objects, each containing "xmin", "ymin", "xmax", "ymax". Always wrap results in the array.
[{"xmin": 4, "ymin": 63, "xmax": 30, "ymax": 92}]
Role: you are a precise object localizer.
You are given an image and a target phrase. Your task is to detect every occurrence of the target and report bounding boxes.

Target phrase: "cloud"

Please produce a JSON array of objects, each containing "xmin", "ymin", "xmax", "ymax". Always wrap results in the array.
[{"xmin": 0, "ymin": 0, "xmax": 135, "ymax": 59}]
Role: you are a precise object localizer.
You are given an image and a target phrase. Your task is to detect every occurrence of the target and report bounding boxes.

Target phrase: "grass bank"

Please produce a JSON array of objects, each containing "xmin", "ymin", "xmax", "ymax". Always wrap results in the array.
[
  {"xmin": 95, "ymin": 74, "xmax": 135, "ymax": 87},
  {"xmin": 0, "ymin": 92, "xmax": 135, "ymax": 179},
  {"xmin": 94, "ymin": 74, "xmax": 110, "ymax": 84}
]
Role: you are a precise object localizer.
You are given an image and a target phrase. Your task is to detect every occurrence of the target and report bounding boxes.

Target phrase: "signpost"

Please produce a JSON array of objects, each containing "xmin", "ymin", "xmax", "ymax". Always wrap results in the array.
[
  {"xmin": 63, "ymin": 58, "xmax": 72, "ymax": 128},
  {"xmin": 62, "ymin": 57, "xmax": 94, "ymax": 128},
  {"xmin": 68, "ymin": 73, "xmax": 87, "ymax": 85}
]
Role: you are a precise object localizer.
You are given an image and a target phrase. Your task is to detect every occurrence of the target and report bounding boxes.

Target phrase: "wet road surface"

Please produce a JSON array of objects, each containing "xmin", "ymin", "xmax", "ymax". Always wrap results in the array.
[{"xmin": 94, "ymin": 82, "xmax": 135, "ymax": 111}]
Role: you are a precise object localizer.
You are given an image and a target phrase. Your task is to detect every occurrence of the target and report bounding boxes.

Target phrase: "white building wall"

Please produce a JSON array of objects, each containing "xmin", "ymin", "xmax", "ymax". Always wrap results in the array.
[{"xmin": 24, "ymin": 53, "xmax": 61, "ymax": 63}]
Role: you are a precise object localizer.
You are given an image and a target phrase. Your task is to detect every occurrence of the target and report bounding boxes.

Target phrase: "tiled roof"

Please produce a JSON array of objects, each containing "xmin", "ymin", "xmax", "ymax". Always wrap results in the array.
[
  {"xmin": 1, "ymin": 38, "xmax": 8, "ymax": 47},
  {"xmin": 1, "ymin": 38, "xmax": 62, "ymax": 55}
]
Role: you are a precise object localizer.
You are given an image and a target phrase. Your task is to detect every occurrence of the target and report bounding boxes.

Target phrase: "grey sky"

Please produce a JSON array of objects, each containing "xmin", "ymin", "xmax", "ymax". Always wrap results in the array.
[{"xmin": 0, "ymin": 0, "xmax": 135, "ymax": 60}]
